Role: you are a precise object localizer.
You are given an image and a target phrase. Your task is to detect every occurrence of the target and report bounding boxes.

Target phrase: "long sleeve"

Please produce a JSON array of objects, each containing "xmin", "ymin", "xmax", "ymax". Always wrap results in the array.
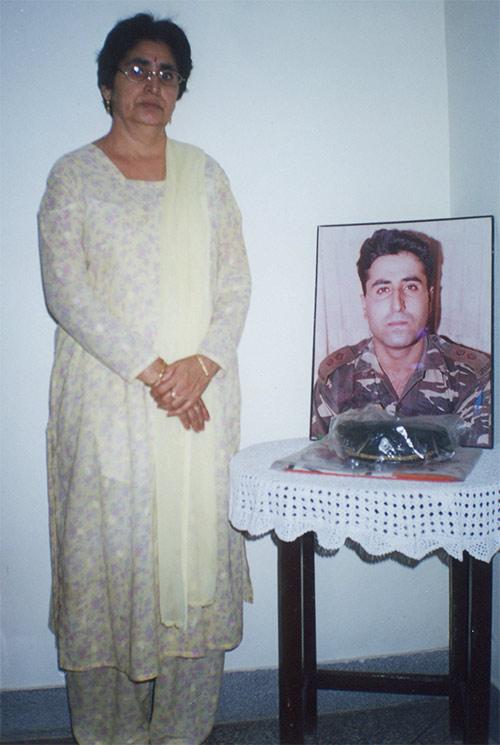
[
  {"xmin": 197, "ymin": 158, "xmax": 251, "ymax": 373},
  {"xmin": 38, "ymin": 157, "xmax": 158, "ymax": 382}
]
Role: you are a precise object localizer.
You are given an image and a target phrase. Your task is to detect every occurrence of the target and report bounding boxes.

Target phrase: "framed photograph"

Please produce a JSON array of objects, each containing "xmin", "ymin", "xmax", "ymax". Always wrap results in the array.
[{"xmin": 310, "ymin": 216, "xmax": 494, "ymax": 448}]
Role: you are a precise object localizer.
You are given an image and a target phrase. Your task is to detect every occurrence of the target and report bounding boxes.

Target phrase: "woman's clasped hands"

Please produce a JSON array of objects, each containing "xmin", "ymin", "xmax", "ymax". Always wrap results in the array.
[{"xmin": 150, "ymin": 354, "xmax": 219, "ymax": 432}]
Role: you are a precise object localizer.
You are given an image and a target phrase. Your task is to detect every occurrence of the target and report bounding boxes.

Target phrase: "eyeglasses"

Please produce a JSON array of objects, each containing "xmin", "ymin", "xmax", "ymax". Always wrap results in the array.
[{"xmin": 119, "ymin": 63, "xmax": 185, "ymax": 87}]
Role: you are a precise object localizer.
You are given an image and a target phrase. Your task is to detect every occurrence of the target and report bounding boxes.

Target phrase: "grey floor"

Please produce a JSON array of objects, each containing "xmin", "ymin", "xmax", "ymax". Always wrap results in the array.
[{"xmin": 0, "ymin": 698, "xmax": 459, "ymax": 745}]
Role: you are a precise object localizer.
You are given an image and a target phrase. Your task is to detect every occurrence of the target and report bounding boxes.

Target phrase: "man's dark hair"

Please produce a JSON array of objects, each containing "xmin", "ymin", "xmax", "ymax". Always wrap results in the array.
[
  {"xmin": 357, "ymin": 229, "xmax": 436, "ymax": 294},
  {"xmin": 97, "ymin": 13, "xmax": 192, "ymax": 103}
]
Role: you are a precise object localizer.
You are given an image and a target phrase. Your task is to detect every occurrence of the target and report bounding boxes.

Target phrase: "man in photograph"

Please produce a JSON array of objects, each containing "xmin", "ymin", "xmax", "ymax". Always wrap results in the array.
[{"xmin": 311, "ymin": 228, "xmax": 492, "ymax": 446}]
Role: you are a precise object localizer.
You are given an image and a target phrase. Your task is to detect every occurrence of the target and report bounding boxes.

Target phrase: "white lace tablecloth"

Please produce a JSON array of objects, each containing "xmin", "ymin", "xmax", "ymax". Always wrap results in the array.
[{"xmin": 230, "ymin": 438, "xmax": 500, "ymax": 562}]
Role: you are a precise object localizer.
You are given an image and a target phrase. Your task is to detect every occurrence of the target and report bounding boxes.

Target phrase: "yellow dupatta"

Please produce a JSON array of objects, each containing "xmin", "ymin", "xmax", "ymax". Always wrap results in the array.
[{"xmin": 153, "ymin": 139, "xmax": 217, "ymax": 628}]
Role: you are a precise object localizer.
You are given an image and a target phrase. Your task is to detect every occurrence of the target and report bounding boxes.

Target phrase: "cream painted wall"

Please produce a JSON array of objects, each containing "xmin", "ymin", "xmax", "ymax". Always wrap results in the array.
[
  {"xmin": 0, "ymin": 0, "xmax": 475, "ymax": 691},
  {"xmin": 444, "ymin": 0, "xmax": 500, "ymax": 690}
]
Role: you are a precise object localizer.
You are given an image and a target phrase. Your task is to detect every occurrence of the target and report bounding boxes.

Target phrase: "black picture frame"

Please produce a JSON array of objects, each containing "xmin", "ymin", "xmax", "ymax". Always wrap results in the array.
[{"xmin": 310, "ymin": 215, "xmax": 494, "ymax": 448}]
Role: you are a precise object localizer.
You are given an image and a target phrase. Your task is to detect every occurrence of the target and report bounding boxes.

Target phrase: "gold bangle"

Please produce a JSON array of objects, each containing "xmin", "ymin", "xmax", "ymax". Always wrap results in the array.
[{"xmin": 196, "ymin": 355, "xmax": 209, "ymax": 377}]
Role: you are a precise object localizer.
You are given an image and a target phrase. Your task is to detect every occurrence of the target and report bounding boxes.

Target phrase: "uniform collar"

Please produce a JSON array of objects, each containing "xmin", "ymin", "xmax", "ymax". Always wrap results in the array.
[{"xmin": 361, "ymin": 333, "xmax": 447, "ymax": 400}]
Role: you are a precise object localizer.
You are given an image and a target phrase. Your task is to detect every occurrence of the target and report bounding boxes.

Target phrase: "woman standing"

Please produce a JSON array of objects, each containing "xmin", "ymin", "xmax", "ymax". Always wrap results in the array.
[{"xmin": 38, "ymin": 13, "xmax": 251, "ymax": 745}]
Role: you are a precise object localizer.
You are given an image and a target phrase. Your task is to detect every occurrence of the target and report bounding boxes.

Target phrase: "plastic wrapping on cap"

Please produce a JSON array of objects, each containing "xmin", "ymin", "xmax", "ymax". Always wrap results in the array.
[
  {"xmin": 271, "ymin": 405, "xmax": 480, "ymax": 481},
  {"xmin": 329, "ymin": 404, "xmax": 464, "ymax": 465}
]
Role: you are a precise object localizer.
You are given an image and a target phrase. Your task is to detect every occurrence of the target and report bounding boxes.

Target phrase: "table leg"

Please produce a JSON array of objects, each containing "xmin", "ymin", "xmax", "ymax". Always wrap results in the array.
[
  {"xmin": 449, "ymin": 555, "xmax": 469, "ymax": 738},
  {"xmin": 464, "ymin": 556, "xmax": 492, "ymax": 745},
  {"xmin": 302, "ymin": 532, "xmax": 318, "ymax": 735},
  {"xmin": 278, "ymin": 535, "xmax": 307, "ymax": 744}
]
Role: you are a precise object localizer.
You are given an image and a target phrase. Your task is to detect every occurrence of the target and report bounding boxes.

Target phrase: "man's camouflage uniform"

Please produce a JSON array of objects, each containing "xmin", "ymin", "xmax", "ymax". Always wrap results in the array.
[{"xmin": 311, "ymin": 334, "xmax": 491, "ymax": 447}]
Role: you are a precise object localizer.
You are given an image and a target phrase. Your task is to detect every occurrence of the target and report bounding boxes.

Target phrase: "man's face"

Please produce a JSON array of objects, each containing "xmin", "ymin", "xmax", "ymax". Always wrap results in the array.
[{"xmin": 362, "ymin": 251, "xmax": 432, "ymax": 352}]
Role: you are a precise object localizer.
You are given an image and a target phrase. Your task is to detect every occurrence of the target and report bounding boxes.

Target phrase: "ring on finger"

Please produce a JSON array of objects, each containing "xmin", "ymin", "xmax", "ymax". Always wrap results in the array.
[{"xmin": 171, "ymin": 390, "xmax": 177, "ymax": 398}]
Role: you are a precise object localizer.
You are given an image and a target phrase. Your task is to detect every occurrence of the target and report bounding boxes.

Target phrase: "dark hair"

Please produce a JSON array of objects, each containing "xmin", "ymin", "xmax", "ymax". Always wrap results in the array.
[
  {"xmin": 97, "ymin": 13, "xmax": 192, "ymax": 104},
  {"xmin": 357, "ymin": 229, "xmax": 436, "ymax": 294}
]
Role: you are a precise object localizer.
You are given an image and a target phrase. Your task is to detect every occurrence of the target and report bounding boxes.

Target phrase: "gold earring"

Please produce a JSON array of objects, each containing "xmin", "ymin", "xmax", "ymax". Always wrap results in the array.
[{"xmin": 103, "ymin": 98, "xmax": 112, "ymax": 115}]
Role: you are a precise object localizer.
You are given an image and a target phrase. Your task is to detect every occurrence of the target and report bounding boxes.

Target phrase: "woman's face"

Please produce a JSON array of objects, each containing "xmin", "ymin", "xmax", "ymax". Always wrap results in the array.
[{"xmin": 101, "ymin": 40, "xmax": 180, "ymax": 129}]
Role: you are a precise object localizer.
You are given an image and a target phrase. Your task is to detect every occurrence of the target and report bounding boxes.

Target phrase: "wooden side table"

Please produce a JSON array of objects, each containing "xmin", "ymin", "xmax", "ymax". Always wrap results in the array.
[
  {"xmin": 277, "ymin": 534, "xmax": 492, "ymax": 744},
  {"xmin": 230, "ymin": 438, "xmax": 499, "ymax": 745}
]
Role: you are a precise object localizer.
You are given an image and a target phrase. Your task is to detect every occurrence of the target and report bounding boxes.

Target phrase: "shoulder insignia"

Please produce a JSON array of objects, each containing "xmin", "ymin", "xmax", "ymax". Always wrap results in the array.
[
  {"xmin": 435, "ymin": 335, "xmax": 491, "ymax": 375},
  {"xmin": 318, "ymin": 339, "xmax": 369, "ymax": 382}
]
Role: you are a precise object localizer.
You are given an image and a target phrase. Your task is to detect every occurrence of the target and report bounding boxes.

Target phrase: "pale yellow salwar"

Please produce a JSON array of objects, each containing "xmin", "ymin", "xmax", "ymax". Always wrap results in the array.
[{"xmin": 66, "ymin": 651, "xmax": 223, "ymax": 745}]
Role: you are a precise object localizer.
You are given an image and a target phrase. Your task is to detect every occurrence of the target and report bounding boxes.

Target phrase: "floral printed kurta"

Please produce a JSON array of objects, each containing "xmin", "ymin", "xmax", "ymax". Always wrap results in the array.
[{"xmin": 38, "ymin": 142, "xmax": 252, "ymax": 681}]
